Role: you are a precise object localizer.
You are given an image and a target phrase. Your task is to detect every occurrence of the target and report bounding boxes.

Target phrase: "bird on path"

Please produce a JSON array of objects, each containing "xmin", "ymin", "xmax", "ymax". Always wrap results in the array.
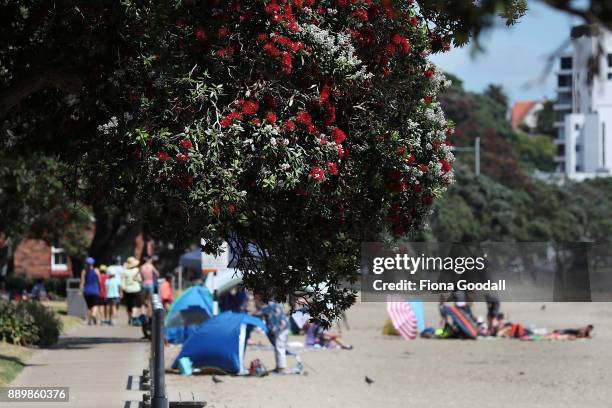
[
  {"xmin": 365, "ymin": 376, "xmax": 374, "ymax": 385},
  {"xmin": 212, "ymin": 375, "xmax": 223, "ymax": 384}
]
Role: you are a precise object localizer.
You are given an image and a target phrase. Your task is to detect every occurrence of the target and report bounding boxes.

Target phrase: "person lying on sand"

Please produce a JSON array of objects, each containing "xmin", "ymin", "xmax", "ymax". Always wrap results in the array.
[{"xmin": 545, "ymin": 325, "xmax": 594, "ymax": 340}]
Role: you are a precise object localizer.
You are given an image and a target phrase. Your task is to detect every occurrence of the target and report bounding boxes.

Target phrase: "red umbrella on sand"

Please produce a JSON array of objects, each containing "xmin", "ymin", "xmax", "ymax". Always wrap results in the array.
[{"xmin": 386, "ymin": 301, "xmax": 418, "ymax": 340}]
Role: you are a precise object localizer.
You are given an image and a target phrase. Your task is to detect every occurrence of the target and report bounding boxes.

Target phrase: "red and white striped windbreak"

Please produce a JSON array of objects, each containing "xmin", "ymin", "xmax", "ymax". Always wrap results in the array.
[{"xmin": 386, "ymin": 301, "xmax": 418, "ymax": 340}]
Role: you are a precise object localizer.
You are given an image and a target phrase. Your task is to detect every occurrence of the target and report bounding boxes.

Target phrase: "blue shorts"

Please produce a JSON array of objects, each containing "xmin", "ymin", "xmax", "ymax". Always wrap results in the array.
[{"xmin": 142, "ymin": 284, "xmax": 154, "ymax": 296}]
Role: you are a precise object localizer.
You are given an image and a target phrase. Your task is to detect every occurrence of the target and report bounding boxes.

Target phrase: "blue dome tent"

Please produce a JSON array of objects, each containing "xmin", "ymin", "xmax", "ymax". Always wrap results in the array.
[
  {"xmin": 165, "ymin": 285, "xmax": 214, "ymax": 344},
  {"xmin": 172, "ymin": 312, "xmax": 267, "ymax": 374}
]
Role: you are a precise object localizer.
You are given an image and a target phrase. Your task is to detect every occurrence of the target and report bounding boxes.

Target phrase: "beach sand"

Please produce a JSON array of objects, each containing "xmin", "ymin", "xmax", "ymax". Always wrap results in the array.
[{"xmin": 165, "ymin": 301, "xmax": 612, "ymax": 408}]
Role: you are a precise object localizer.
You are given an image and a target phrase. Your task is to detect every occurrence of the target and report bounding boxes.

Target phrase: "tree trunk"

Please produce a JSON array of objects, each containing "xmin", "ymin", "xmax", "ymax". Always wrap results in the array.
[{"xmin": 88, "ymin": 205, "xmax": 142, "ymax": 265}]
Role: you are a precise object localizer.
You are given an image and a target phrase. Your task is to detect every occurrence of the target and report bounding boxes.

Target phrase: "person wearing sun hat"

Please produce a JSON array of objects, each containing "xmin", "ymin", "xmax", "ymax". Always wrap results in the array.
[{"xmin": 121, "ymin": 256, "xmax": 142, "ymax": 326}]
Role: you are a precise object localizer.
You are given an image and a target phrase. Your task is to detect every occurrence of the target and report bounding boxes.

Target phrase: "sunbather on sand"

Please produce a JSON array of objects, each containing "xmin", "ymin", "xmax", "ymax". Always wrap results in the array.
[{"xmin": 543, "ymin": 325, "xmax": 594, "ymax": 340}]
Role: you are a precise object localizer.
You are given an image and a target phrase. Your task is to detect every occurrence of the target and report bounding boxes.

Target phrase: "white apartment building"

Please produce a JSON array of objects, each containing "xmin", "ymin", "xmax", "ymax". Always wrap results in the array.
[{"xmin": 555, "ymin": 25, "xmax": 612, "ymax": 180}]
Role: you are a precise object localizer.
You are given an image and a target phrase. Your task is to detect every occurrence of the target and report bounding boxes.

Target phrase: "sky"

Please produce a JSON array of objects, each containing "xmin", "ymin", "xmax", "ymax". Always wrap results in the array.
[{"xmin": 429, "ymin": 1, "xmax": 581, "ymax": 104}]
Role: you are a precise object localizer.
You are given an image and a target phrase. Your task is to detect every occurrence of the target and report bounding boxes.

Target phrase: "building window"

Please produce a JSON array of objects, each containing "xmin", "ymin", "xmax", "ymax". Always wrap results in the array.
[
  {"xmin": 576, "ymin": 144, "xmax": 580, "ymax": 152},
  {"xmin": 557, "ymin": 145, "xmax": 565, "ymax": 156},
  {"xmin": 51, "ymin": 247, "xmax": 68, "ymax": 271},
  {"xmin": 576, "ymin": 165, "xmax": 581, "ymax": 172},
  {"xmin": 608, "ymin": 73, "xmax": 612, "ymax": 80},
  {"xmin": 575, "ymin": 123, "xmax": 580, "ymax": 131},
  {"xmin": 558, "ymin": 93, "xmax": 572, "ymax": 105},
  {"xmin": 558, "ymin": 75, "xmax": 572, "ymax": 87},
  {"xmin": 560, "ymin": 56, "xmax": 572, "ymax": 70},
  {"xmin": 608, "ymin": 53, "xmax": 612, "ymax": 67}
]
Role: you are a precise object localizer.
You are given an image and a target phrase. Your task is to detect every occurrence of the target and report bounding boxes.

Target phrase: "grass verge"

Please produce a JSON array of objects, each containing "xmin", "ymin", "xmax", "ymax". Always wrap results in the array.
[
  {"xmin": 0, "ymin": 301, "xmax": 84, "ymax": 385},
  {"xmin": 0, "ymin": 342, "xmax": 32, "ymax": 386},
  {"xmin": 42, "ymin": 300, "xmax": 83, "ymax": 334}
]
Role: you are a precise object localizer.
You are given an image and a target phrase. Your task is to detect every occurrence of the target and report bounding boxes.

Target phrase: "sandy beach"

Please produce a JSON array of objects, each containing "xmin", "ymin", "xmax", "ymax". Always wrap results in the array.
[{"xmin": 165, "ymin": 300, "xmax": 612, "ymax": 408}]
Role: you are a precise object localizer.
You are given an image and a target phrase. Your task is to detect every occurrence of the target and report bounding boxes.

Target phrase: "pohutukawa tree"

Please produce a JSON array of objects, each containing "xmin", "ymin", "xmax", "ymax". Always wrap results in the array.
[{"xmin": 1, "ymin": 0, "xmax": 526, "ymax": 321}]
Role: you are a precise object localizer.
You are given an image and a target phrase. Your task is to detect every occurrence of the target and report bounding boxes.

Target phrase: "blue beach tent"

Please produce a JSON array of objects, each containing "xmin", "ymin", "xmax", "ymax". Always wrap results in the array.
[
  {"xmin": 165, "ymin": 285, "xmax": 214, "ymax": 344},
  {"xmin": 172, "ymin": 312, "xmax": 267, "ymax": 374}
]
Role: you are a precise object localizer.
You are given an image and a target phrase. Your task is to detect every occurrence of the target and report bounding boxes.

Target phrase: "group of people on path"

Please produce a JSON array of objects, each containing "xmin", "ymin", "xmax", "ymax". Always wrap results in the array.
[{"xmin": 79, "ymin": 255, "xmax": 173, "ymax": 326}]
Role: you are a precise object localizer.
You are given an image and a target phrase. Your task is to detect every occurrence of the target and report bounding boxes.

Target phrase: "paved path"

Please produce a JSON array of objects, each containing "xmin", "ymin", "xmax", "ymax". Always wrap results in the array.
[{"xmin": 10, "ymin": 320, "xmax": 148, "ymax": 408}]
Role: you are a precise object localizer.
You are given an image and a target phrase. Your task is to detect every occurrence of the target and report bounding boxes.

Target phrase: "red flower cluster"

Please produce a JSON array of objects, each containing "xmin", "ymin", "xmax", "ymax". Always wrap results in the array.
[
  {"xmin": 194, "ymin": 28, "xmax": 207, "ymax": 43},
  {"xmin": 220, "ymin": 111, "xmax": 243, "ymax": 128},
  {"xmin": 265, "ymin": 112, "xmax": 277, "ymax": 124},
  {"xmin": 319, "ymin": 85, "xmax": 330, "ymax": 105},
  {"xmin": 309, "ymin": 166, "xmax": 325, "ymax": 183},
  {"xmin": 323, "ymin": 104, "xmax": 336, "ymax": 126},
  {"xmin": 272, "ymin": 34, "xmax": 304, "ymax": 53},
  {"xmin": 336, "ymin": 145, "xmax": 346, "ymax": 159},
  {"xmin": 332, "ymin": 127, "xmax": 346, "ymax": 144},
  {"xmin": 262, "ymin": 42, "xmax": 294, "ymax": 74},
  {"xmin": 440, "ymin": 159, "xmax": 452, "ymax": 173},
  {"xmin": 157, "ymin": 151, "xmax": 169, "ymax": 162},
  {"xmin": 241, "ymin": 99, "xmax": 260, "ymax": 115},
  {"xmin": 352, "ymin": 9, "xmax": 368, "ymax": 22},
  {"xmin": 176, "ymin": 153, "xmax": 190, "ymax": 163},
  {"xmin": 391, "ymin": 33, "xmax": 410, "ymax": 55},
  {"xmin": 284, "ymin": 119, "xmax": 296, "ymax": 132},
  {"xmin": 180, "ymin": 139, "xmax": 193, "ymax": 149},
  {"xmin": 326, "ymin": 161, "xmax": 339, "ymax": 176},
  {"xmin": 263, "ymin": 0, "xmax": 300, "ymax": 33},
  {"xmin": 295, "ymin": 110, "xmax": 317, "ymax": 134},
  {"xmin": 216, "ymin": 46, "xmax": 235, "ymax": 58}
]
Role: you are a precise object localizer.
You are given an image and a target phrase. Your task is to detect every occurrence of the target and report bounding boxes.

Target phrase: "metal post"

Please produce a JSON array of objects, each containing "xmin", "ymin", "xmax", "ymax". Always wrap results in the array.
[
  {"xmin": 178, "ymin": 266, "xmax": 183, "ymax": 292},
  {"xmin": 475, "ymin": 137, "xmax": 481, "ymax": 176},
  {"xmin": 212, "ymin": 270, "xmax": 219, "ymax": 316},
  {"xmin": 151, "ymin": 295, "xmax": 168, "ymax": 408}
]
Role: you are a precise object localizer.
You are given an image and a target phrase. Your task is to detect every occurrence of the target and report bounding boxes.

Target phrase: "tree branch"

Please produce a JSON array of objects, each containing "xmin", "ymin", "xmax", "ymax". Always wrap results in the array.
[
  {"xmin": 541, "ymin": 0, "xmax": 601, "ymax": 25},
  {"xmin": 0, "ymin": 69, "xmax": 83, "ymax": 117}
]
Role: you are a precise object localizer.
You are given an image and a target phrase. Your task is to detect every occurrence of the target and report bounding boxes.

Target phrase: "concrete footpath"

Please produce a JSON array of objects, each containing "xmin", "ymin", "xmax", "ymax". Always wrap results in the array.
[{"xmin": 10, "ymin": 321, "xmax": 148, "ymax": 408}]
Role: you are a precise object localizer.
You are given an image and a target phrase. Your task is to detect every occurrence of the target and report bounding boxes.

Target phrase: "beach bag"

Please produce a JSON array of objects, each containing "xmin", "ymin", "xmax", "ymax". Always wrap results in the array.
[
  {"xmin": 510, "ymin": 323, "xmax": 525, "ymax": 338},
  {"xmin": 248, "ymin": 359, "xmax": 268, "ymax": 377}
]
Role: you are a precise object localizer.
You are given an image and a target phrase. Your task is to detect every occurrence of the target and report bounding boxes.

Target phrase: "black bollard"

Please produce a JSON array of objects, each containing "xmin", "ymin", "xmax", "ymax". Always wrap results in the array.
[{"xmin": 151, "ymin": 295, "xmax": 168, "ymax": 408}]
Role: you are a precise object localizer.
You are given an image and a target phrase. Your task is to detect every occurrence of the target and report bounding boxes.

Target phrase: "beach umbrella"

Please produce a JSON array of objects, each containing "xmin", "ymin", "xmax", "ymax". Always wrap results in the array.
[
  {"xmin": 386, "ymin": 301, "xmax": 418, "ymax": 340},
  {"xmin": 442, "ymin": 305, "xmax": 478, "ymax": 339}
]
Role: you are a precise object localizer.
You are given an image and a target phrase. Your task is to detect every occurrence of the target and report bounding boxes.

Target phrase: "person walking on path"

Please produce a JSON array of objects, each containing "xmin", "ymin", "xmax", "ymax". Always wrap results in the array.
[
  {"xmin": 121, "ymin": 256, "xmax": 142, "ymax": 326},
  {"xmin": 255, "ymin": 298, "xmax": 290, "ymax": 374},
  {"xmin": 159, "ymin": 274, "xmax": 173, "ymax": 311},
  {"xmin": 98, "ymin": 264, "xmax": 109, "ymax": 324},
  {"xmin": 139, "ymin": 256, "xmax": 159, "ymax": 317},
  {"xmin": 105, "ymin": 269, "xmax": 122, "ymax": 325},
  {"xmin": 80, "ymin": 257, "xmax": 101, "ymax": 326}
]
